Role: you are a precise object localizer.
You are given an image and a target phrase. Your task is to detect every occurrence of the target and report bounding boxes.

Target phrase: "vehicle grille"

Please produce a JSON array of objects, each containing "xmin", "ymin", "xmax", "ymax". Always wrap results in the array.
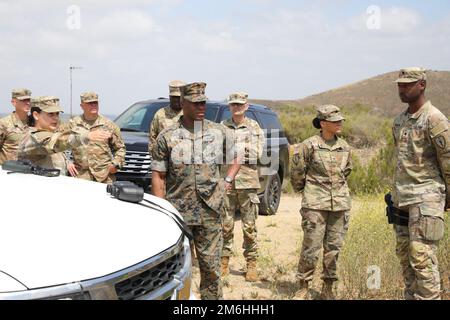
[
  {"xmin": 114, "ymin": 249, "xmax": 185, "ymax": 300},
  {"xmin": 120, "ymin": 150, "xmax": 151, "ymax": 174}
]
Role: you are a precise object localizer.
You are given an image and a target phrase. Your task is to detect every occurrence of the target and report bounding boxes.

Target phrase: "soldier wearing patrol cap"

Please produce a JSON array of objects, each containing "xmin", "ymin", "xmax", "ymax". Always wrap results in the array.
[
  {"xmin": 151, "ymin": 82, "xmax": 242, "ymax": 300},
  {"xmin": 391, "ymin": 67, "xmax": 449, "ymax": 300},
  {"xmin": 19, "ymin": 96, "xmax": 110, "ymax": 174},
  {"xmin": 148, "ymin": 80, "xmax": 186, "ymax": 154},
  {"xmin": 0, "ymin": 88, "xmax": 32, "ymax": 164},
  {"xmin": 60, "ymin": 91, "xmax": 126, "ymax": 184},
  {"xmin": 290, "ymin": 105, "xmax": 353, "ymax": 300},
  {"xmin": 220, "ymin": 92, "xmax": 265, "ymax": 282}
]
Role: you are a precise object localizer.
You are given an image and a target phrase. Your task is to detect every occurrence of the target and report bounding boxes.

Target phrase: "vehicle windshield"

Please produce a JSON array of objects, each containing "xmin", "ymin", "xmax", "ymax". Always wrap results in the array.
[{"xmin": 115, "ymin": 102, "xmax": 166, "ymax": 132}]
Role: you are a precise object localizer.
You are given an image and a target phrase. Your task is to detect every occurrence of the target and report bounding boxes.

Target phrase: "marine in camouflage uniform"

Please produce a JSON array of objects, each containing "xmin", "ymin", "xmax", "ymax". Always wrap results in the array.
[
  {"xmin": 392, "ymin": 68, "xmax": 449, "ymax": 300},
  {"xmin": 60, "ymin": 92, "xmax": 126, "ymax": 184},
  {"xmin": 0, "ymin": 89, "xmax": 32, "ymax": 165},
  {"xmin": 220, "ymin": 92, "xmax": 265, "ymax": 282},
  {"xmin": 18, "ymin": 97, "xmax": 88, "ymax": 175},
  {"xmin": 290, "ymin": 105, "xmax": 352, "ymax": 300},
  {"xmin": 151, "ymin": 82, "xmax": 241, "ymax": 300},
  {"xmin": 148, "ymin": 80, "xmax": 185, "ymax": 152}
]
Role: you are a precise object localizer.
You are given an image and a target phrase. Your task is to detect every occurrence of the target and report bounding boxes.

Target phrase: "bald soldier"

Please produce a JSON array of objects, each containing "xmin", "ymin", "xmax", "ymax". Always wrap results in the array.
[
  {"xmin": 0, "ymin": 89, "xmax": 32, "ymax": 164},
  {"xmin": 60, "ymin": 92, "xmax": 126, "ymax": 184},
  {"xmin": 392, "ymin": 68, "xmax": 449, "ymax": 300},
  {"xmin": 220, "ymin": 92, "xmax": 265, "ymax": 282},
  {"xmin": 149, "ymin": 80, "xmax": 186, "ymax": 152},
  {"xmin": 152, "ymin": 82, "xmax": 241, "ymax": 300}
]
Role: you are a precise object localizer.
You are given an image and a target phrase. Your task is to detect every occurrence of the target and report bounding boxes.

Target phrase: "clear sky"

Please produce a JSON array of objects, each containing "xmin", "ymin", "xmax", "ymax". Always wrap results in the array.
[{"xmin": 1, "ymin": 0, "xmax": 449, "ymax": 116}]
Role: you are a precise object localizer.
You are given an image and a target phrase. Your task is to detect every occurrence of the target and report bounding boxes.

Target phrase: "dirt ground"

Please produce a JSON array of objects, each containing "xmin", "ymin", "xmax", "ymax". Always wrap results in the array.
[{"xmin": 191, "ymin": 195, "xmax": 305, "ymax": 300}]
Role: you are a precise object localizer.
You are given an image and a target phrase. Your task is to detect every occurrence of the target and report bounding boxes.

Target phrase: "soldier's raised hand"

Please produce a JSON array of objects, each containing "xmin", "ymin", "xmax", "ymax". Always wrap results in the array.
[{"xmin": 88, "ymin": 130, "xmax": 112, "ymax": 142}]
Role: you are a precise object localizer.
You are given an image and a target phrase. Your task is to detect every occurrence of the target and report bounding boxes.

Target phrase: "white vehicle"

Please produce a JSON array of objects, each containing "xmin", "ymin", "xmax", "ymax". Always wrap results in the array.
[{"xmin": 0, "ymin": 162, "xmax": 193, "ymax": 300}]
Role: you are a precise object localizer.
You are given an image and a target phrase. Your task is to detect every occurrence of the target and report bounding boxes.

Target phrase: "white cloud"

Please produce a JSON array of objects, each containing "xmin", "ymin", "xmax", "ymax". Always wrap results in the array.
[{"xmin": 93, "ymin": 11, "xmax": 157, "ymax": 40}]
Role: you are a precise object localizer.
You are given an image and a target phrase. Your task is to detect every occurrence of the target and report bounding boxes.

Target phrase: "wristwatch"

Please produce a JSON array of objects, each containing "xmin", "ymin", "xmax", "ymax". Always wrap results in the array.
[{"xmin": 224, "ymin": 176, "xmax": 233, "ymax": 184}]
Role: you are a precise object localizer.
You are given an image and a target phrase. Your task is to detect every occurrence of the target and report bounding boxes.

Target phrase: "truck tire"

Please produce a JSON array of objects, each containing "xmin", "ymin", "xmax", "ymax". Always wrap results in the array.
[{"xmin": 259, "ymin": 173, "xmax": 282, "ymax": 216}]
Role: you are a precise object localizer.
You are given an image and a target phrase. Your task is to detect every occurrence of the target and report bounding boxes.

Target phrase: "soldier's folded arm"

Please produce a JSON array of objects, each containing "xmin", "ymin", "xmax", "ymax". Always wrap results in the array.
[
  {"xmin": 151, "ymin": 134, "xmax": 169, "ymax": 199},
  {"xmin": 344, "ymin": 148, "xmax": 353, "ymax": 178},
  {"xmin": 429, "ymin": 118, "xmax": 450, "ymax": 208},
  {"xmin": 0, "ymin": 124, "xmax": 5, "ymax": 148},
  {"xmin": 110, "ymin": 125, "xmax": 126, "ymax": 169},
  {"xmin": 290, "ymin": 142, "xmax": 310, "ymax": 193}
]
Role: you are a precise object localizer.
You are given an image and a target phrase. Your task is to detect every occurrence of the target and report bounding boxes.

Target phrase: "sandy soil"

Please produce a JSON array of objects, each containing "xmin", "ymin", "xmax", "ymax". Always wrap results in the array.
[{"xmin": 191, "ymin": 195, "xmax": 304, "ymax": 300}]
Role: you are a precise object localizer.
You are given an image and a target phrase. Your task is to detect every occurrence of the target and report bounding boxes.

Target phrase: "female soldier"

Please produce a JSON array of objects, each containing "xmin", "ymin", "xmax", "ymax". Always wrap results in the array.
[
  {"xmin": 290, "ymin": 105, "xmax": 352, "ymax": 300},
  {"xmin": 18, "ymin": 96, "xmax": 110, "ymax": 175}
]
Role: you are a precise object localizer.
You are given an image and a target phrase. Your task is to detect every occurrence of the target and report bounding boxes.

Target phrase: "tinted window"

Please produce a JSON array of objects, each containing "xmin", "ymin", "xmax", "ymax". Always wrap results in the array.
[
  {"xmin": 258, "ymin": 113, "xmax": 282, "ymax": 130},
  {"xmin": 115, "ymin": 102, "xmax": 166, "ymax": 132},
  {"xmin": 205, "ymin": 104, "xmax": 219, "ymax": 122}
]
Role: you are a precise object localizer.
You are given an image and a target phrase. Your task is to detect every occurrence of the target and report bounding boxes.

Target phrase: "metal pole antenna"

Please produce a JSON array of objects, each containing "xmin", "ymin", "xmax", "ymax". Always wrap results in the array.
[{"xmin": 69, "ymin": 65, "xmax": 83, "ymax": 118}]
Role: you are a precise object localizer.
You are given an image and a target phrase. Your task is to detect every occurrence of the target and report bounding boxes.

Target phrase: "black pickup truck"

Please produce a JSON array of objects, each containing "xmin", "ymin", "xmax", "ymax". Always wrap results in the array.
[{"xmin": 114, "ymin": 99, "xmax": 290, "ymax": 215}]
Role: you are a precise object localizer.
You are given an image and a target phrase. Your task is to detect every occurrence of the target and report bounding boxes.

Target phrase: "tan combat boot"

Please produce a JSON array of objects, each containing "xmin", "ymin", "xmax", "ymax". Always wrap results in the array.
[
  {"xmin": 221, "ymin": 257, "xmax": 230, "ymax": 277},
  {"xmin": 294, "ymin": 280, "xmax": 309, "ymax": 300},
  {"xmin": 320, "ymin": 280, "xmax": 335, "ymax": 300},
  {"xmin": 245, "ymin": 260, "xmax": 260, "ymax": 282}
]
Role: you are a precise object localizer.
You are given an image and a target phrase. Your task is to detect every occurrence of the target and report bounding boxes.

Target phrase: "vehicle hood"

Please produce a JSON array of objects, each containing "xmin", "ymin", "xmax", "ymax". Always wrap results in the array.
[
  {"xmin": 0, "ymin": 170, "xmax": 182, "ymax": 291},
  {"xmin": 121, "ymin": 131, "xmax": 149, "ymax": 152}
]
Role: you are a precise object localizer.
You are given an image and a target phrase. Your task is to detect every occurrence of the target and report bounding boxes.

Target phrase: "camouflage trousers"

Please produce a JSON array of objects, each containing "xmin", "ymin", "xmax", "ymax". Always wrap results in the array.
[
  {"xmin": 221, "ymin": 189, "xmax": 259, "ymax": 262},
  {"xmin": 189, "ymin": 203, "xmax": 223, "ymax": 300},
  {"xmin": 297, "ymin": 208, "xmax": 350, "ymax": 282},
  {"xmin": 75, "ymin": 168, "xmax": 115, "ymax": 184},
  {"xmin": 394, "ymin": 201, "xmax": 445, "ymax": 300}
]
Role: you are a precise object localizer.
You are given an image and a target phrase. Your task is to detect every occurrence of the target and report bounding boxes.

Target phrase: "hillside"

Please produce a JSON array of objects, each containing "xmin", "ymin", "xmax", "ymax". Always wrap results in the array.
[{"xmin": 252, "ymin": 70, "xmax": 450, "ymax": 117}]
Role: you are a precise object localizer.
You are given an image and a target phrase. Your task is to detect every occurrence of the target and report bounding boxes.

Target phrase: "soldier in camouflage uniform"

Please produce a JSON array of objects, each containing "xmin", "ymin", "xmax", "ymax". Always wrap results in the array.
[
  {"xmin": 60, "ymin": 92, "xmax": 126, "ymax": 184},
  {"xmin": 18, "ymin": 97, "xmax": 110, "ymax": 174},
  {"xmin": 149, "ymin": 80, "xmax": 186, "ymax": 152},
  {"xmin": 220, "ymin": 92, "xmax": 265, "ymax": 282},
  {"xmin": 151, "ymin": 82, "xmax": 241, "ymax": 300},
  {"xmin": 290, "ymin": 105, "xmax": 352, "ymax": 300},
  {"xmin": 392, "ymin": 68, "xmax": 449, "ymax": 300},
  {"xmin": 0, "ymin": 89, "xmax": 32, "ymax": 165}
]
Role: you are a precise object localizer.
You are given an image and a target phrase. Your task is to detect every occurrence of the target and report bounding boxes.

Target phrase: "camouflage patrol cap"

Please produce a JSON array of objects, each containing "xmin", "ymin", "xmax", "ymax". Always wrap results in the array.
[
  {"xmin": 80, "ymin": 91, "xmax": 99, "ymax": 103},
  {"xmin": 228, "ymin": 92, "xmax": 248, "ymax": 105},
  {"xmin": 169, "ymin": 80, "xmax": 186, "ymax": 97},
  {"xmin": 12, "ymin": 88, "xmax": 32, "ymax": 100},
  {"xmin": 181, "ymin": 82, "xmax": 207, "ymax": 103},
  {"xmin": 316, "ymin": 105, "xmax": 345, "ymax": 122},
  {"xmin": 32, "ymin": 96, "xmax": 63, "ymax": 113},
  {"xmin": 395, "ymin": 67, "xmax": 427, "ymax": 83}
]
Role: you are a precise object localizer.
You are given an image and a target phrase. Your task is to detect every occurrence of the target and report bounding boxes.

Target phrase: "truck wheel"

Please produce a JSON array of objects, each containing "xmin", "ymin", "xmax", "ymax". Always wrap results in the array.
[{"xmin": 259, "ymin": 173, "xmax": 282, "ymax": 215}]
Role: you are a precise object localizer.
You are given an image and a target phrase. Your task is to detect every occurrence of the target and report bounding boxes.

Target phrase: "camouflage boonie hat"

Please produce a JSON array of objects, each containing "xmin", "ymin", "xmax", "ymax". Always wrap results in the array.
[
  {"xmin": 169, "ymin": 80, "xmax": 186, "ymax": 97},
  {"xmin": 32, "ymin": 96, "xmax": 63, "ymax": 113},
  {"xmin": 316, "ymin": 105, "xmax": 345, "ymax": 122},
  {"xmin": 395, "ymin": 67, "xmax": 427, "ymax": 83},
  {"xmin": 228, "ymin": 92, "xmax": 248, "ymax": 105},
  {"xmin": 80, "ymin": 92, "xmax": 99, "ymax": 103},
  {"xmin": 181, "ymin": 82, "xmax": 207, "ymax": 103},
  {"xmin": 12, "ymin": 88, "xmax": 32, "ymax": 100}
]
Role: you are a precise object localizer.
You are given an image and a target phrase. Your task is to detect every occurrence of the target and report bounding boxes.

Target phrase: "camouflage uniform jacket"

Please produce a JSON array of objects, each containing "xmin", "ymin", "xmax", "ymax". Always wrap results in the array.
[
  {"xmin": 221, "ymin": 117, "xmax": 264, "ymax": 190},
  {"xmin": 151, "ymin": 118, "xmax": 231, "ymax": 225},
  {"xmin": 149, "ymin": 106, "xmax": 183, "ymax": 153},
  {"xmin": 290, "ymin": 135, "xmax": 352, "ymax": 212},
  {"xmin": 61, "ymin": 115, "xmax": 126, "ymax": 181},
  {"xmin": 0, "ymin": 113, "xmax": 29, "ymax": 164},
  {"xmin": 18, "ymin": 128, "xmax": 89, "ymax": 175},
  {"xmin": 392, "ymin": 101, "xmax": 450, "ymax": 211}
]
